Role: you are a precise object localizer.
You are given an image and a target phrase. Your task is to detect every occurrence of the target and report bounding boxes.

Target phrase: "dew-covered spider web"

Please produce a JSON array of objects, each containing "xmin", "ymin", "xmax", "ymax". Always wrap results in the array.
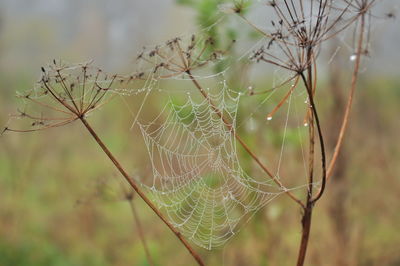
[
  {"xmin": 136, "ymin": 83, "xmax": 288, "ymax": 249},
  {"xmin": 115, "ymin": 14, "xmax": 321, "ymax": 249}
]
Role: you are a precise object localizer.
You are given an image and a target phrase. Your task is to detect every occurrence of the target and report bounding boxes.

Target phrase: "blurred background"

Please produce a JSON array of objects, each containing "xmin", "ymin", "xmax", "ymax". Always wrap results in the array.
[{"xmin": 0, "ymin": 1, "xmax": 399, "ymax": 265}]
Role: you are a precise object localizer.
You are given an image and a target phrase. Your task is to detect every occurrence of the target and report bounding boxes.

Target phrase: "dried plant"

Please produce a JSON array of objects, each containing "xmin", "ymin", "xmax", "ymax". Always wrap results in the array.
[
  {"xmin": 4, "ymin": 61, "xmax": 118, "ymax": 132},
  {"xmin": 136, "ymin": 34, "xmax": 228, "ymax": 79},
  {"xmin": 225, "ymin": 0, "xmax": 378, "ymax": 265}
]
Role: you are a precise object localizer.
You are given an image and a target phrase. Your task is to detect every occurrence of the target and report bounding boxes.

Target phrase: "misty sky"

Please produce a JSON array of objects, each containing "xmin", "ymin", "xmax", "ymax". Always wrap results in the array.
[{"xmin": 0, "ymin": 0, "xmax": 398, "ymax": 76}]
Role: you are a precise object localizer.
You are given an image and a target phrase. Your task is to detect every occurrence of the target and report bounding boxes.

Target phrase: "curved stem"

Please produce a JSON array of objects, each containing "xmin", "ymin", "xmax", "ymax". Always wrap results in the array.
[
  {"xmin": 300, "ymin": 71, "xmax": 327, "ymax": 204},
  {"xmin": 79, "ymin": 117, "xmax": 204, "ymax": 266},
  {"xmin": 296, "ymin": 47, "xmax": 327, "ymax": 265}
]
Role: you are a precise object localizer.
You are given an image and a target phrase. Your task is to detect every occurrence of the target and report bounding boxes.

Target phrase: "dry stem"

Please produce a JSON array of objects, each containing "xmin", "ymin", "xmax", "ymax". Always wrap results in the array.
[
  {"xmin": 127, "ymin": 197, "xmax": 155, "ymax": 266},
  {"xmin": 296, "ymin": 48, "xmax": 327, "ymax": 265},
  {"xmin": 327, "ymin": 13, "xmax": 366, "ymax": 180}
]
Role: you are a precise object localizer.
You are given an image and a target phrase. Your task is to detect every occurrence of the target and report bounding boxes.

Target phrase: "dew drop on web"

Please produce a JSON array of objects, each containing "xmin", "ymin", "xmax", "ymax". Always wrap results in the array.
[{"xmin": 248, "ymin": 116, "xmax": 256, "ymax": 131}]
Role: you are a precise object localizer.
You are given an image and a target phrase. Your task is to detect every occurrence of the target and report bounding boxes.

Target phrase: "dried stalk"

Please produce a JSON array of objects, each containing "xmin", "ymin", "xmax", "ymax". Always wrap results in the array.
[
  {"xmin": 120, "ymin": 181, "xmax": 155, "ymax": 266},
  {"xmin": 127, "ymin": 196, "xmax": 155, "ymax": 266},
  {"xmin": 297, "ymin": 47, "xmax": 328, "ymax": 266},
  {"xmin": 327, "ymin": 12, "xmax": 366, "ymax": 180}
]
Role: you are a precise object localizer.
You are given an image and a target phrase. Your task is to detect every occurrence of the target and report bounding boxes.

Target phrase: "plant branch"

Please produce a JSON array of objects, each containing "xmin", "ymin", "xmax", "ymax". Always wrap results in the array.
[
  {"xmin": 296, "ymin": 47, "xmax": 327, "ymax": 265},
  {"xmin": 296, "ymin": 201, "xmax": 313, "ymax": 266},
  {"xmin": 326, "ymin": 13, "xmax": 366, "ymax": 180},
  {"xmin": 300, "ymin": 61, "xmax": 327, "ymax": 204},
  {"xmin": 118, "ymin": 180, "xmax": 155, "ymax": 266},
  {"xmin": 127, "ymin": 197, "xmax": 155, "ymax": 266}
]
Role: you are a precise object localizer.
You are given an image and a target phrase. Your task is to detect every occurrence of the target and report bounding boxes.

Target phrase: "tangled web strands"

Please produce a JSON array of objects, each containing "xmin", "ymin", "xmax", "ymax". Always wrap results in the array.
[{"xmin": 138, "ymin": 86, "xmax": 284, "ymax": 249}]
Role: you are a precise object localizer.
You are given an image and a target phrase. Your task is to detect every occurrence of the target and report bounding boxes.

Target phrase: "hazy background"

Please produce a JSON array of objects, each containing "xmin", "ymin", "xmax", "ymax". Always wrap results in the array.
[
  {"xmin": 0, "ymin": 0, "xmax": 399, "ymax": 74},
  {"xmin": 1, "ymin": 1, "xmax": 399, "ymax": 266}
]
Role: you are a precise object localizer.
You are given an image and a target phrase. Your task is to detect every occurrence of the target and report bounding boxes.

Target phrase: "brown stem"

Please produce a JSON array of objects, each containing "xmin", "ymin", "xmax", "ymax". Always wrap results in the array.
[
  {"xmin": 187, "ymin": 71, "xmax": 304, "ymax": 208},
  {"xmin": 299, "ymin": 71, "xmax": 327, "ymax": 204},
  {"xmin": 117, "ymin": 178, "xmax": 155, "ymax": 265},
  {"xmin": 296, "ymin": 46, "xmax": 328, "ymax": 265},
  {"xmin": 327, "ymin": 42, "xmax": 350, "ymax": 266},
  {"xmin": 327, "ymin": 14, "xmax": 366, "ymax": 180},
  {"xmin": 118, "ymin": 180, "xmax": 155, "ymax": 266},
  {"xmin": 127, "ymin": 198, "xmax": 155, "ymax": 266},
  {"xmin": 296, "ymin": 202, "xmax": 313, "ymax": 266},
  {"xmin": 78, "ymin": 117, "xmax": 205, "ymax": 266},
  {"xmin": 296, "ymin": 66, "xmax": 316, "ymax": 266}
]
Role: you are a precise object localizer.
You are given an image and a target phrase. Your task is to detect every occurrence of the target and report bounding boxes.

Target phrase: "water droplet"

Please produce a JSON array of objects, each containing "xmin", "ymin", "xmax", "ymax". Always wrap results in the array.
[
  {"xmin": 304, "ymin": 123, "xmax": 308, "ymax": 127},
  {"xmin": 248, "ymin": 116, "xmax": 257, "ymax": 131},
  {"xmin": 267, "ymin": 116, "xmax": 273, "ymax": 121},
  {"xmin": 350, "ymin": 54, "xmax": 357, "ymax": 61}
]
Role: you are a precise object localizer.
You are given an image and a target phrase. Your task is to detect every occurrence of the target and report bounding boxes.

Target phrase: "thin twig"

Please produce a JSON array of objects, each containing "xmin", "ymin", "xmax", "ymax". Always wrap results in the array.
[
  {"xmin": 127, "ymin": 197, "xmax": 155, "ymax": 266},
  {"xmin": 118, "ymin": 180, "xmax": 155, "ymax": 266},
  {"xmin": 326, "ymin": 12, "xmax": 366, "ymax": 181}
]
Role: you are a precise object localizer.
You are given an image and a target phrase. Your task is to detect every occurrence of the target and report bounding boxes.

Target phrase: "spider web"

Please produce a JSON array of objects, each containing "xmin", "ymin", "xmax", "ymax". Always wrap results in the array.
[
  {"xmin": 120, "ymin": 15, "xmax": 314, "ymax": 249},
  {"xmin": 137, "ymin": 83, "xmax": 285, "ymax": 249}
]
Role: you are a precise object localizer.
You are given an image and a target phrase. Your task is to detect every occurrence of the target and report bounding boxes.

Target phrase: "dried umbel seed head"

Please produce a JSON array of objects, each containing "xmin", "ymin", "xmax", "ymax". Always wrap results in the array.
[
  {"xmin": 133, "ymin": 33, "xmax": 226, "ymax": 80},
  {"xmin": 231, "ymin": 0, "xmax": 376, "ymax": 76},
  {"xmin": 4, "ymin": 61, "xmax": 126, "ymax": 133}
]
